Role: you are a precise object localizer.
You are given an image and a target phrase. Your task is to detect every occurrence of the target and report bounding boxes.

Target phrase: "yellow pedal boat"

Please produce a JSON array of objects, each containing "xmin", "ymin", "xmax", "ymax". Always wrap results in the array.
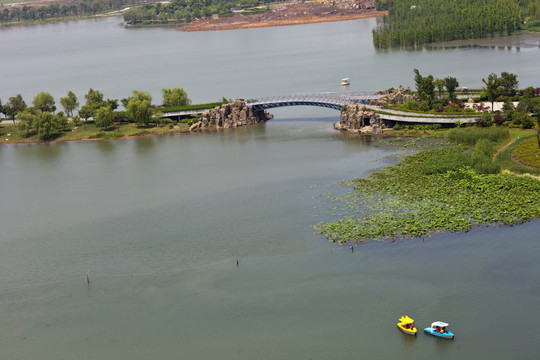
[{"xmin": 397, "ymin": 315, "xmax": 417, "ymax": 336}]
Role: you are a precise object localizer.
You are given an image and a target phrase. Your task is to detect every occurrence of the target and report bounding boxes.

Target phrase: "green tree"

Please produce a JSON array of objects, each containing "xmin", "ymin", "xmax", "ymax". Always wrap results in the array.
[
  {"xmin": 94, "ymin": 105, "xmax": 114, "ymax": 128},
  {"xmin": 482, "ymin": 73, "xmax": 502, "ymax": 111},
  {"xmin": 17, "ymin": 108, "xmax": 39, "ymax": 137},
  {"xmin": 126, "ymin": 90, "xmax": 154, "ymax": 126},
  {"xmin": 444, "ymin": 76, "xmax": 459, "ymax": 101},
  {"xmin": 130, "ymin": 90, "xmax": 152, "ymax": 103},
  {"xmin": 499, "ymin": 72, "xmax": 519, "ymax": 97},
  {"xmin": 502, "ymin": 99, "xmax": 515, "ymax": 111},
  {"xmin": 17, "ymin": 108, "xmax": 65, "ymax": 139},
  {"xmin": 78, "ymin": 104, "xmax": 95, "ymax": 122},
  {"xmin": 413, "ymin": 69, "xmax": 435, "ymax": 105},
  {"xmin": 84, "ymin": 88, "xmax": 104, "ymax": 106},
  {"xmin": 105, "ymin": 98, "xmax": 119, "ymax": 111},
  {"xmin": 4, "ymin": 94, "xmax": 27, "ymax": 123},
  {"xmin": 517, "ymin": 97, "xmax": 539, "ymax": 120},
  {"xmin": 522, "ymin": 86, "xmax": 536, "ymax": 99},
  {"xmin": 33, "ymin": 112, "xmax": 66, "ymax": 139},
  {"xmin": 126, "ymin": 98, "xmax": 154, "ymax": 126},
  {"xmin": 32, "ymin": 91, "xmax": 56, "ymax": 112},
  {"xmin": 513, "ymin": 111, "xmax": 535, "ymax": 129},
  {"xmin": 60, "ymin": 91, "xmax": 79, "ymax": 116},
  {"xmin": 161, "ymin": 88, "xmax": 191, "ymax": 107},
  {"xmin": 434, "ymin": 78, "xmax": 445, "ymax": 98}
]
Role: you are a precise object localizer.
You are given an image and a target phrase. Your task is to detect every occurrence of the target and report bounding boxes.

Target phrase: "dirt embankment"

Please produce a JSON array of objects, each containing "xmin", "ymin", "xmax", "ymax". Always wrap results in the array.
[{"xmin": 178, "ymin": 1, "xmax": 387, "ymax": 32}]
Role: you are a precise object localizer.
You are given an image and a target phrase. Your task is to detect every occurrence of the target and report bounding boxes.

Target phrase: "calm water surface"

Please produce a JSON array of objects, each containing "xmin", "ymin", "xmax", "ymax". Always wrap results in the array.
[
  {"xmin": 1, "ymin": 16, "xmax": 540, "ymax": 105},
  {"xmin": 1, "ymin": 17, "xmax": 540, "ymax": 359}
]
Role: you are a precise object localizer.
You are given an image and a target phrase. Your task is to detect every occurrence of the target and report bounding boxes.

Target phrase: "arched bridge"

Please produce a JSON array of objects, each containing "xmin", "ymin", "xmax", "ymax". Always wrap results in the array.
[
  {"xmin": 246, "ymin": 93, "xmax": 382, "ymax": 111},
  {"xmin": 246, "ymin": 93, "xmax": 479, "ymax": 124}
]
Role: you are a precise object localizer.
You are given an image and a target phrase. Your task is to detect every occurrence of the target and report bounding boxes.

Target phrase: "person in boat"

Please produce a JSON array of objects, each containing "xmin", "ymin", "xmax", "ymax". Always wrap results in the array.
[{"xmin": 441, "ymin": 327, "xmax": 446, "ymax": 333}]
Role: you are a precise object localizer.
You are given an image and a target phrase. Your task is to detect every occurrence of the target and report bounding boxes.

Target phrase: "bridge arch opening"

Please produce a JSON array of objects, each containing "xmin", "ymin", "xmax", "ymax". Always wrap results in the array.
[{"xmin": 265, "ymin": 106, "xmax": 341, "ymax": 120}]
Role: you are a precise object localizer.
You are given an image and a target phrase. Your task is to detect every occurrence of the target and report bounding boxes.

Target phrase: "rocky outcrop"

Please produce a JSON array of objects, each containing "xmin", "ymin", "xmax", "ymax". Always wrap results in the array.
[
  {"xmin": 189, "ymin": 100, "xmax": 273, "ymax": 131},
  {"xmin": 335, "ymin": 104, "xmax": 385, "ymax": 135},
  {"xmin": 371, "ymin": 86, "xmax": 414, "ymax": 107}
]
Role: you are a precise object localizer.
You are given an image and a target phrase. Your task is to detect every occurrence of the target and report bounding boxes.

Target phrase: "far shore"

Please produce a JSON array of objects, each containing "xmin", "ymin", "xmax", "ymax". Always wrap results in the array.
[
  {"xmin": 178, "ymin": 10, "xmax": 388, "ymax": 32},
  {"xmin": 175, "ymin": 10, "xmax": 388, "ymax": 32}
]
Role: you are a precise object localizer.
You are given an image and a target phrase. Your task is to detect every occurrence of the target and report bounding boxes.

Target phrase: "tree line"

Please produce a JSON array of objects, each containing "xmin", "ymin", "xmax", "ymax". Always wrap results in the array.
[
  {"xmin": 0, "ymin": 0, "xmax": 272, "ymax": 25},
  {"xmin": 406, "ymin": 69, "xmax": 540, "ymax": 145},
  {"xmin": 122, "ymin": 0, "xmax": 271, "ymax": 25},
  {"xmin": 0, "ymin": 88, "xmax": 191, "ymax": 139},
  {"xmin": 372, "ymin": 0, "xmax": 540, "ymax": 48},
  {"xmin": 0, "ymin": 0, "xmax": 156, "ymax": 24}
]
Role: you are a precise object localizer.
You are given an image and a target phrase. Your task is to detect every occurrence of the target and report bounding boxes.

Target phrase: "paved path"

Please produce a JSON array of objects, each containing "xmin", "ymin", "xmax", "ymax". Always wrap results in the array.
[{"xmin": 362, "ymin": 105, "xmax": 479, "ymax": 124}]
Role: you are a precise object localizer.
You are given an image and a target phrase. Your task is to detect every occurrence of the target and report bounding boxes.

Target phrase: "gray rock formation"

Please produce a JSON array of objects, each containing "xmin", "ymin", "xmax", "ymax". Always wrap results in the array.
[
  {"xmin": 335, "ymin": 104, "xmax": 385, "ymax": 135},
  {"xmin": 189, "ymin": 100, "xmax": 273, "ymax": 131},
  {"xmin": 371, "ymin": 87, "xmax": 415, "ymax": 107}
]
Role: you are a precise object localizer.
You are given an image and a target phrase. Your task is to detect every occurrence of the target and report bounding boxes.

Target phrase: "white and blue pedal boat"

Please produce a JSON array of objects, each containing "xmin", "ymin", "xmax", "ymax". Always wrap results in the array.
[{"xmin": 424, "ymin": 321, "xmax": 454, "ymax": 339}]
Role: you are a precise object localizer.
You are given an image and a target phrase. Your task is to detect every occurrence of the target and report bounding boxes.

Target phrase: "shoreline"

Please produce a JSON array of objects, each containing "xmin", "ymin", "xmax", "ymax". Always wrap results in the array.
[
  {"xmin": 0, "ymin": 124, "xmax": 192, "ymax": 146},
  {"xmin": 178, "ymin": 9, "xmax": 387, "ymax": 32}
]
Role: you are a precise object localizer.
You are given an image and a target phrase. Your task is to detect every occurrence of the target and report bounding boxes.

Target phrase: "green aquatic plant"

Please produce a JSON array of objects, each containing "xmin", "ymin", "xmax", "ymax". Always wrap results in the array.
[
  {"xmin": 447, "ymin": 126, "xmax": 509, "ymax": 145},
  {"xmin": 314, "ymin": 145, "xmax": 540, "ymax": 243}
]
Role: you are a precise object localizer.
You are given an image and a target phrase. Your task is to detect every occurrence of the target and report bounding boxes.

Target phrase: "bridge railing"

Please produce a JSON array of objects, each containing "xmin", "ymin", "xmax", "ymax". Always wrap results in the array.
[{"xmin": 246, "ymin": 92, "xmax": 381, "ymax": 105}]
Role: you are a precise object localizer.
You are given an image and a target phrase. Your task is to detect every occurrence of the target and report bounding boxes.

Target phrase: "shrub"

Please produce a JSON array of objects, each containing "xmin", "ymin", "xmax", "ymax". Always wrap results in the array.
[
  {"xmin": 473, "ymin": 138, "xmax": 495, "ymax": 158},
  {"xmin": 512, "ymin": 112, "xmax": 535, "ymax": 128},
  {"xmin": 476, "ymin": 112, "xmax": 494, "ymax": 127},
  {"xmin": 493, "ymin": 113, "xmax": 506, "ymax": 126},
  {"xmin": 447, "ymin": 127, "xmax": 509, "ymax": 145},
  {"xmin": 471, "ymin": 139, "xmax": 500, "ymax": 174},
  {"xmin": 502, "ymin": 100, "xmax": 515, "ymax": 111},
  {"xmin": 398, "ymin": 100, "xmax": 419, "ymax": 111},
  {"xmin": 114, "ymin": 111, "xmax": 128, "ymax": 123},
  {"xmin": 418, "ymin": 100, "xmax": 430, "ymax": 112},
  {"xmin": 472, "ymin": 157, "xmax": 500, "ymax": 174},
  {"xmin": 159, "ymin": 118, "xmax": 173, "ymax": 126},
  {"xmin": 72, "ymin": 116, "xmax": 82, "ymax": 126}
]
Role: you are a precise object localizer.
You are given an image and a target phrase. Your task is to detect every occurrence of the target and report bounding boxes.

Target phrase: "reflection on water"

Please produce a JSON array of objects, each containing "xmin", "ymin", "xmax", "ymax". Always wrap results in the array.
[{"xmin": 96, "ymin": 139, "xmax": 115, "ymax": 153}]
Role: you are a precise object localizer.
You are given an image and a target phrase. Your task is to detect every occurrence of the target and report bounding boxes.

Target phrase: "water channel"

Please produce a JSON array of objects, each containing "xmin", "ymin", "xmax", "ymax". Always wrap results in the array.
[{"xmin": 1, "ymin": 16, "xmax": 540, "ymax": 359}]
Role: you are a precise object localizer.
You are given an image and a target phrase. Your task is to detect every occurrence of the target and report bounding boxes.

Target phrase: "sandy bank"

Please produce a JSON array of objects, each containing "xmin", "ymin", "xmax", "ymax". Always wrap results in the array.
[{"xmin": 177, "ymin": 4, "xmax": 387, "ymax": 32}]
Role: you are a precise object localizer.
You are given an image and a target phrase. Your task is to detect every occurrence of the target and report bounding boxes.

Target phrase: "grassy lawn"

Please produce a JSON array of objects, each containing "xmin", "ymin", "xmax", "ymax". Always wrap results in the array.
[
  {"xmin": 513, "ymin": 137, "xmax": 540, "ymax": 168},
  {"xmin": 383, "ymin": 126, "xmax": 540, "ymax": 175},
  {"xmin": 496, "ymin": 130, "xmax": 540, "ymax": 176}
]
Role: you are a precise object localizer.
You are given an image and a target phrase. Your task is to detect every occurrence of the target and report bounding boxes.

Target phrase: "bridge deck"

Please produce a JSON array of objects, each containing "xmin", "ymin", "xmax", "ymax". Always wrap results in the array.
[
  {"xmin": 159, "ymin": 93, "xmax": 480, "ymax": 125},
  {"xmin": 247, "ymin": 93, "xmax": 381, "ymax": 111},
  {"xmin": 248, "ymin": 93, "xmax": 479, "ymax": 124}
]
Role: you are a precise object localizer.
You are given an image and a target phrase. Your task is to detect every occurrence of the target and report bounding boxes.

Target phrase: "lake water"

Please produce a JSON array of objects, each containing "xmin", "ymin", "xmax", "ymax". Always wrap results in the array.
[{"xmin": 1, "ymin": 16, "xmax": 540, "ymax": 360}]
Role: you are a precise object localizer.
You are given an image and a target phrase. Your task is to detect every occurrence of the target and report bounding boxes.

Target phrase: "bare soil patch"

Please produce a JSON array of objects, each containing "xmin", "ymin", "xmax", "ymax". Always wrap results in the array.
[{"xmin": 178, "ymin": 2, "xmax": 387, "ymax": 32}]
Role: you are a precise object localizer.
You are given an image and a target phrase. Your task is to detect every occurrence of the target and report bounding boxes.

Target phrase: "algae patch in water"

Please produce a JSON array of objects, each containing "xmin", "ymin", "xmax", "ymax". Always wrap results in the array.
[{"xmin": 314, "ymin": 145, "xmax": 540, "ymax": 243}]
